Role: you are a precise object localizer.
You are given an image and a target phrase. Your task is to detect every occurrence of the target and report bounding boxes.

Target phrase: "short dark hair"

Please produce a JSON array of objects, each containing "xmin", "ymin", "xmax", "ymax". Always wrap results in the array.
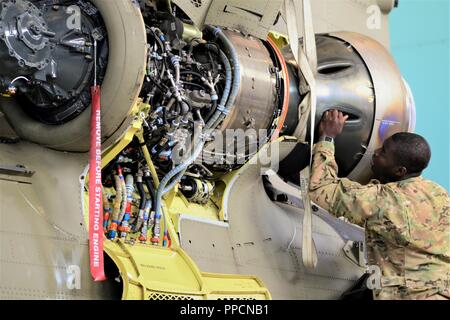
[{"xmin": 390, "ymin": 132, "xmax": 431, "ymax": 174}]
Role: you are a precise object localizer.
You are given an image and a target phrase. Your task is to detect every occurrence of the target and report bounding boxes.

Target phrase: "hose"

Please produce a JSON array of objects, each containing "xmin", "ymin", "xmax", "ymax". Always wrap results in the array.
[
  {"xmin": 119, "ymin": 174, "xmax": 134, "ymax": 239},
  {"xmin": 135, "ymin": 171, "xmax": 146, "ymax": 231},
  {"xmin": 195, "ymin": 109, "xmax": 205, "ymax": 127},
  {"xmin": 153, "ymin": 126, "xmax": 206, "ymax": 246},
  {"xmin": 139, "ymin": 199, "xmax": 152, "ymax": 243},
  {"xmin": 204, "ymin": 44, "xmax": 232, "ymax": 128},
  {"xmin": 137, "ymin": 131, "xmax": 160, "ymax": 187},
  {"xmin": 117, "ymin": 167, "xmax": 127, "ymax": 223},
  {"xmin": 107, "ymin": 175, "xmax": 122, "ymax": 240},
  {"xmin": 102, "ymin": 190, "xmax": 112, "ymax": 234},
  {"xmin": 204, "ymin": 26, "xmax": 240, "ymax": 129},
  {"xmin": 143, "ymin": 170, "xmax": 157, "ymax": 242},
  {"xmin": 171, "ymin": 55, "xmax": 181, "ymax": 84},
  {"xmin": 163, "ymin": 169, "xmax": 187, "ymax": 194},
  {"xmin": 204, "ymin": 97, "xmax": 218, "ymax": 123}
]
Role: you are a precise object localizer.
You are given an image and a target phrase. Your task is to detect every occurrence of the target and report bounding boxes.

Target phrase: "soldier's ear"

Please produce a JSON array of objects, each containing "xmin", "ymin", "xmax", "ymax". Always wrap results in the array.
[{"xmin": 394, "ymin": 166, "xmax": 407, "ymax": 177}]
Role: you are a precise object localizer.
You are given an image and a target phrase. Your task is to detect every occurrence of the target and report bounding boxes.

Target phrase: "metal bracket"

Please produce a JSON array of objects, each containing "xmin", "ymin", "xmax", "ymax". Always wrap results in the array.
[
  {"xmin": 343, "ymin": 240, "xmax": 366, "ymax": 267},
  {"xmin": 0, "ymin": 164, "xmax": 34, "ymax": 184},
  {"xmin": 0, "ymin": 164, "xmax": 35, "ymax": 177}
]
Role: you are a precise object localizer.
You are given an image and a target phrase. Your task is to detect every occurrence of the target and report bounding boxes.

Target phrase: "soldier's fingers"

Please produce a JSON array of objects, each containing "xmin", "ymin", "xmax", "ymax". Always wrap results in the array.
[
  {"xmin": 343, "ymin": 114, "xmax": 349, "ymax": 122},
  {"xmin": 333, "ymin": 109, "xmax": 340, "ymax": 120},
  {"xmin": 329, "ymin": 109, "xmax": 335, "ymax": 119}
]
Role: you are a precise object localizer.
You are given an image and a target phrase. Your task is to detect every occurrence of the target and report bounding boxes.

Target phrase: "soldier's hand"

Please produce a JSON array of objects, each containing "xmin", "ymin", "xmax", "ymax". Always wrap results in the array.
[{"xmin": 319, "ymin": 109, "xmax": 349, "ymax": 138}]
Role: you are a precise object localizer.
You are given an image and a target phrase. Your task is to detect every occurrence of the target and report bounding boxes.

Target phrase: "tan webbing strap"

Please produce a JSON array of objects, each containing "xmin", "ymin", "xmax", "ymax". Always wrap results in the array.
[{"xmin": 284, "ymin": 0, "xmax": 318, "ymax": 268}]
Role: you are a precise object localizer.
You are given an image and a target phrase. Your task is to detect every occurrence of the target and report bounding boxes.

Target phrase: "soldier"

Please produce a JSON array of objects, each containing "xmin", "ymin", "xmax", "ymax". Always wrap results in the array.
[{"xmin": 309, "ymin": 109, "xmax": 450, "ymax": 300}]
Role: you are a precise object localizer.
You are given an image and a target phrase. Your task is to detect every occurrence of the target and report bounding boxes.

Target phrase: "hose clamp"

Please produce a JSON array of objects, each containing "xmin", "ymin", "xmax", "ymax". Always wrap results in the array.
[
  {"xmin": 214, "ymin": 27, "xmax": 222, "ymax": 36},
  {"xmin": 217, "ymin": 104, "xmax": 229, "ymax": 115}
]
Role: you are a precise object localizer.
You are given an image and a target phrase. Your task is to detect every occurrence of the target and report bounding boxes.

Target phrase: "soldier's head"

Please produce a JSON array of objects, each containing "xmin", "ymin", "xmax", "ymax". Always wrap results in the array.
[{"xmin": 371, "ymin": 132, "xmax": 431, "ymax": 183}]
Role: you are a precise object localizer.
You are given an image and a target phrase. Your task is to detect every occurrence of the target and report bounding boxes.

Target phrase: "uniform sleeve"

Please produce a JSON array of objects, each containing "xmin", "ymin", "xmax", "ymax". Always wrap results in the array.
[{"xmin": 309, "ymin": 141, "xmax": 382, "ymax": 226}]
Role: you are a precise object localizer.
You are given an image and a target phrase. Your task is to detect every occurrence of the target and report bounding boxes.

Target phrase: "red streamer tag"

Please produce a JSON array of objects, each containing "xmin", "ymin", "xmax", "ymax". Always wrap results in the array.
[{"xmin": 89, "ymin": 85, "xmax": 106, "ymax": 281}]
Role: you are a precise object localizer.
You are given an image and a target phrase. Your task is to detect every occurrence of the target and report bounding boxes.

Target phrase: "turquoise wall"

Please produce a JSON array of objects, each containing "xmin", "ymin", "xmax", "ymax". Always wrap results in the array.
[{"xmin": 390, "ymin": 0, "xmax": 449, "ymax": 190}]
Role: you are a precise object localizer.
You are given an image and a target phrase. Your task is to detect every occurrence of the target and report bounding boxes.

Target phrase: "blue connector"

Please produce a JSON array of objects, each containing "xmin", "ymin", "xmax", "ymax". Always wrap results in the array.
[
  {"xmin": 214, "ymin": 27, "xmax": 222, "ymax": 36},
  {"xmin": 217, "ymin": 104, "xmax": 229, "ymax": 115},
  {"xmin": 108, "ymin": 230, "xmax": 117, "ymax": 240}
]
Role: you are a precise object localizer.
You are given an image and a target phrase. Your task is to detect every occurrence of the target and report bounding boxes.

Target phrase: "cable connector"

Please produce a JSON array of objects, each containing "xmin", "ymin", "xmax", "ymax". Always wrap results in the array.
[{"xmin": 170, "ymin": 55, "xmax": 180, "ymax": 66}]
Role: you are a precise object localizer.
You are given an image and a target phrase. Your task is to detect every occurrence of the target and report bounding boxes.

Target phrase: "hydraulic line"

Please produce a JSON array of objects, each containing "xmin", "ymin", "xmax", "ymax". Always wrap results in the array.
[
  {"xmin": 152, "ymin": 126, "xmax": 206, "ymax": 246},
  {"xmin": 144, "ymin": 169, "xmax": 157, "ymax": 209},
  {"xmin": 163, "ymin": 169, "xmax": 187, "ymax": 194},
  {"xmin": 134, "ymin": 170, "xmax": 146, "ymax": 232},
  {"xmin": 204, "ymin": 43, "xmax": 232, "ymax": 128},
  {"xmin": 117, "ymin": 167, "xmax": 127, "ymax": 223},
  {"xmin": 139, "ymin": 199, "xmax": 152, "ymax": 243},
  {"xmin": 143, "ymin": 168, "xmax": 157, "ymax": 241},
  {"xmin": 204, "ymin": 26, "xmax": 240, "ymax": 129},
  {"xmin": 118, "ymin": 174, "xmax": 134, "ymax": 239},
  {"xmin": 102, "ymin": 190, "xmax": 112, "ymax": 233},
  {"xmin": 107, "ymin": 175, "xmax": 122, "ymax": 240},
  {"xmin": 136, "ymin": 131, "xmax": 160, "ymax": 187},
  {"xmin": 171, "ymin": 55, "xmax": 181, "ymax": 84}
]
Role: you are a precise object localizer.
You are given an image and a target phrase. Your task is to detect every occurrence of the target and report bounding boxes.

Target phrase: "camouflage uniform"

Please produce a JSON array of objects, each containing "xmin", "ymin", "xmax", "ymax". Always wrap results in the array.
[{"xmin": 309, "ymin": 141, "xmax": 450, "ymax": 300}]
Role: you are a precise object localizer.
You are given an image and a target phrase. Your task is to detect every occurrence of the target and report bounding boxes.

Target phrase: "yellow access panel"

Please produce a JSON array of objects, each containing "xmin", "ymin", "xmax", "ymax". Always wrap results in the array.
[{"xmin": 104, "ymin": 240, "xmax": 271, "ymax": 300}]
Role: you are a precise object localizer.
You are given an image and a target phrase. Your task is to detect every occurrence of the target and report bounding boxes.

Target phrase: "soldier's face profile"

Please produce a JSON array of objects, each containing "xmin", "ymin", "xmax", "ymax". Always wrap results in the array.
[{"xmin": 372, "ymin": 138, "xmax": 397, "ymax": 182}]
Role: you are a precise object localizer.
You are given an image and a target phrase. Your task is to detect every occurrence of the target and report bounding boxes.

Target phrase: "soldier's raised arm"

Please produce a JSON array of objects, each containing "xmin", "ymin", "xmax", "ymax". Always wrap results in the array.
[
  {"xmin": 309, "ymin": 139, "xmax": 382, "ymax": 226},
  {"xmin": 308, "ymin": 110, "xmax": 381, "ymax": 226}
]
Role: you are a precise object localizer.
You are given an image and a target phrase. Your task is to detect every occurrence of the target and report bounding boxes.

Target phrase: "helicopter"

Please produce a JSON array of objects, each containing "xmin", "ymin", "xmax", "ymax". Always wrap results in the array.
[{"xmin": 0, "ymin": 0, "xmax": 414, "ymax": 300}]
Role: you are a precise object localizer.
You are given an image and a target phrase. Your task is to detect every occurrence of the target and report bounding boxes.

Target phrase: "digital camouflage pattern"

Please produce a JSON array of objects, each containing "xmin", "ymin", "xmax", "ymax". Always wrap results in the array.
[{"xmin": 309, "ymin": 141, "xmax": 450, "ymax": 300}]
